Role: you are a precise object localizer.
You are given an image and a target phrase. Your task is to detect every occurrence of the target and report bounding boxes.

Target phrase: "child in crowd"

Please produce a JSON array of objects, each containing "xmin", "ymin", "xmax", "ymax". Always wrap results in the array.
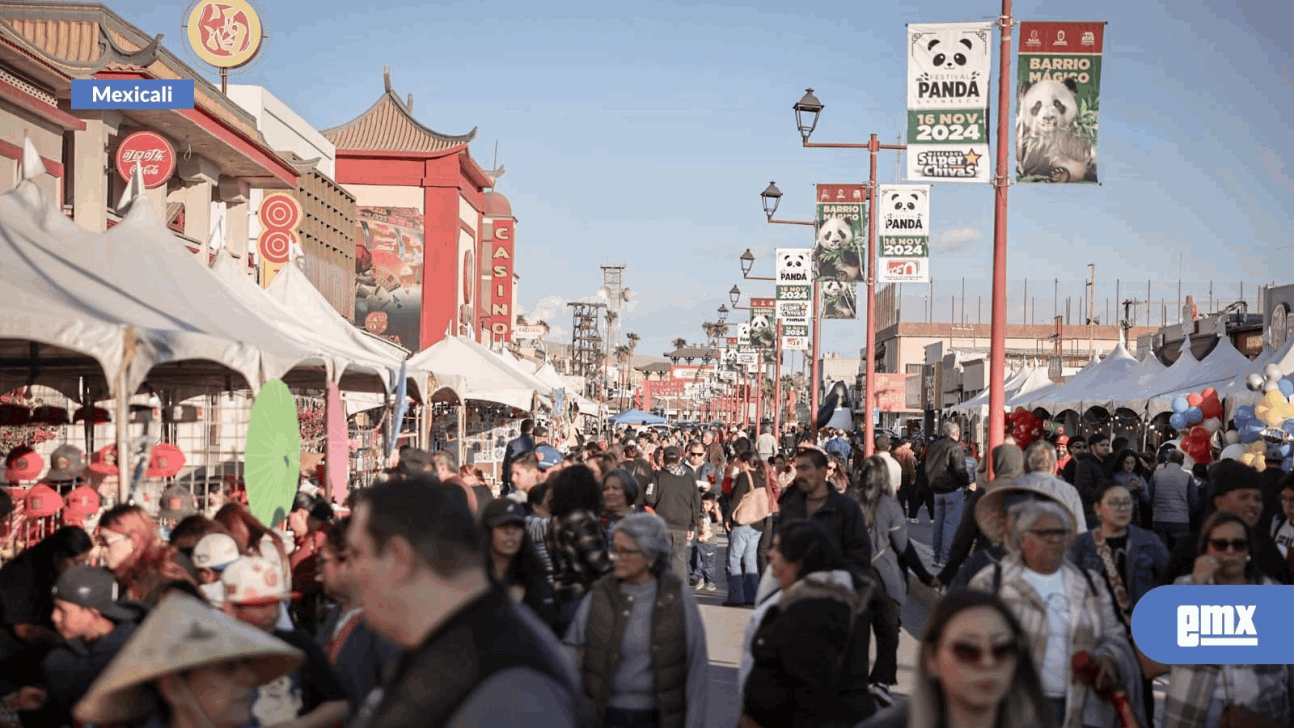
[{"xmin": 693, "ymin": 492, "xmax": 721, "ymax": 592}]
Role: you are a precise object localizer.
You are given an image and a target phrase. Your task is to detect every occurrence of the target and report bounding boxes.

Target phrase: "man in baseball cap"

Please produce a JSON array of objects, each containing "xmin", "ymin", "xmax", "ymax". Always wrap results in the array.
[
  {"xmin": 33, "ymin": 566, "xmax": 148, "ymax": 726},
  {"xmin": 221, "ymin": 557, "xmax": 347, "ymax": 727}
]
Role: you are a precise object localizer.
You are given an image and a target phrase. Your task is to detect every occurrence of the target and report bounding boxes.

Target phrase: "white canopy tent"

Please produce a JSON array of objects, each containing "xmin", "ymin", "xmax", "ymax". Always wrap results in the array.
[
  {"xmin": 1220, "ymin": 339, "xmax": 1294, "ymax": 416},
  {"xmin": 533, "ymin": 362, "xmax": 601, "ymax": 415},
  {"xmin": 1021, "ymin": 346, "xmax": 1132, "ymax": 414},
  {"xmin": 947, "ymin": 366, "xmax": 1031, "ymax": 414},
  {"xmin": 409, "ymin": 336, "xmax": 548, "ymax": 412},
  {"xmin": 1138, "ymin": 335, "xmax": 1254, "ymax": 415},
  {"xmin": 1045, "ymin": 344, "xmax": 1142, "ymax": 414},
  {"xmin": 1005, "ymin": 366, "xmax": 1058, "ymax": 408}
]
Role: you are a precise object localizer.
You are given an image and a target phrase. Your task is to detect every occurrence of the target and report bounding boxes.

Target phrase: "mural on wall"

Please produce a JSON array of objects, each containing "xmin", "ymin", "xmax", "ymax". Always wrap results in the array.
[{"xmin": 354, "ymin": 207, "xmax": 423, "ymax": 350}]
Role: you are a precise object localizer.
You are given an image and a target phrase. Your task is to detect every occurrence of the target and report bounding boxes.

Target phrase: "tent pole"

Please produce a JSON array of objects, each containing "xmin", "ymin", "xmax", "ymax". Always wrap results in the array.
[{"xmin": 114, "ymin": 330, "xmax": 135, "ymax": 506}]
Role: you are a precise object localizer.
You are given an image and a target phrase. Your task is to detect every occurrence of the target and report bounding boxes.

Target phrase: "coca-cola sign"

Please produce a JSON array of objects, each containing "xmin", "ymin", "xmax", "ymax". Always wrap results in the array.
[{"xmin": 115, "ymin": 131, "xmax": 176, "ymax": 189}]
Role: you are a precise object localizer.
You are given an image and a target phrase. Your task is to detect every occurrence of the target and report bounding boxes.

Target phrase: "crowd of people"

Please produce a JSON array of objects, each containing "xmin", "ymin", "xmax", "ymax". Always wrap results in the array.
[{"xmin": 0, "ymin": 416, "xmax": 1290, "ymax": 727}]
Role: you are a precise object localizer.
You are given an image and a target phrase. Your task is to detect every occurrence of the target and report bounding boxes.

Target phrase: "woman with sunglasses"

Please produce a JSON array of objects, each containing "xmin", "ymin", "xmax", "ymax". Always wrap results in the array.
[
  {"xmin": 968, "ymin": 480, "xmax": 1143, "ymax": 728},
  {"xmin": 1161, "ymin": 512, "xmax": 1294, "ymax": 728},
  {"xmin": 859, "ymin": 589, "xmax": 1055, "ymax": 728}
]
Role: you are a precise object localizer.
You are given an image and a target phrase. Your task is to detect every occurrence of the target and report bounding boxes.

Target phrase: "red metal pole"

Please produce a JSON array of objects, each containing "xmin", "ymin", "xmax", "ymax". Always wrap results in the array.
[
  {"xmin": 987, "ymin": 0, "xmax": 1013, "ymax": 477},
  {"xmin": 742, "ymin": 366, "xmax": 750, "ymax": 432},
  {"xmin": 755, "ymin": 356, "xmax": 764, "ymax": 432},
  {"xmin": 773, "ymin": 321, "xmax": 783, "ymax": 440},
  {"xmin": 864, "ymin": 134, "xmax": 879, "ymax": 458},
  {"xmin": 809, "ymin": 279, "xmax": 821, "ymax": 438}
]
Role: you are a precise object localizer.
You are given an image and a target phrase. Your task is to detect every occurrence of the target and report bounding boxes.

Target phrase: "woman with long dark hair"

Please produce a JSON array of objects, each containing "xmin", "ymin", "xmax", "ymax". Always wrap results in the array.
[
  {"xmin": 97, "ymin": 505, "xmax": 194, "ymax": 606},
  {"xmin": 480, "ymin": 499, "xmax": 557, "ymax": 631},
  {"xmin": 725, "ymin": 450, "xmax": 764, "ymax": 606},
  {"xmin": 860, "ymin": 589, "xmax": 1055, "ymax": 728}
]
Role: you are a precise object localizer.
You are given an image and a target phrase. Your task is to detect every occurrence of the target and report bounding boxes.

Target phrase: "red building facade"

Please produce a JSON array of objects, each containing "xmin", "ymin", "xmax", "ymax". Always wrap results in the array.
[{"xmin": 324, "ymin": 68, "xmax": 501, "ymax": 350}]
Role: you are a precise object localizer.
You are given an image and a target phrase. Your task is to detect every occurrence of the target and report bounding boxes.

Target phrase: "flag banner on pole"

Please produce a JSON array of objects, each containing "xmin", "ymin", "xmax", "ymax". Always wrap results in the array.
[
  {"xmin": 736, "ymin": 323, "xmax": 751, "ymax": 346},
  {"xmin": 749, "ymin": 298, "xmax": 776, "ymax": 349},
  {"xmin": 814, "ymin": 185, "xmax": 867, "ymax": 282},
  {"xmin": 775, "ymin": 248, "xmax": 814, "ymax": 350},
  {"xmin": 906, "ymin": 22, "xmax": 993, "ymax": 183},
  {"xmin": 821, "ymin": 281, "xmax": 857, "ymax": 320},
  {"xmin": 877, "ymin": 184, "xmax": 931, "ymax": 283},
  {"xmin": 1016, "ymin": 22, "xmax": 1104, "ymax": 184},
  {"xmin": 781, "ymin": 317, "xmax": 809, "ymax": 351}
]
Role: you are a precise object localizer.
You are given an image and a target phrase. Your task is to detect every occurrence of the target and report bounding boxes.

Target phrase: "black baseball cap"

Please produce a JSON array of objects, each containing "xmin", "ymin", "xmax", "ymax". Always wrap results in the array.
[
  {"xmin": 52, "ymin": 566, "xmax": 134, "ymax": 622},
  {"xmin": 482, "ymin": 499, "xmax": 527, "ymax": 529}
]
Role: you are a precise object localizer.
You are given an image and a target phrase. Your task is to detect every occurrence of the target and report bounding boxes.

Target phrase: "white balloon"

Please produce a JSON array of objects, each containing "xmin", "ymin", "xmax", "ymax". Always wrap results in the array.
[
  {"xmin": 1247, "ymin": 373, "xmax": 1265, "ymax": 391},
  {"xmin": 1202, "ymin": 417, "xmax": 1223, "ymax": 434},
  {"xmin": 1264, "ymin": 380, "xmax": 1279, "ymax": 392},
  {"xmin": 1224, "ymin": 430, "xmax": 1240, "ymax": 445},
  {"xmin": 1220, "ymin": 443, "xmax": 1247, "ymax": 461},
  {"xmin": 1265, "ymin": 363, "xmax": 1283, "ymax": 380}
]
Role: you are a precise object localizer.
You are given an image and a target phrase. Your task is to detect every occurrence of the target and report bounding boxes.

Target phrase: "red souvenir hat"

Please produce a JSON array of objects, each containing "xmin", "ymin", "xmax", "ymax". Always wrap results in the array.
[
  {"xmin": 24, "ymin": 483, "xmax": 64, "ymax": 518},
  {"xmin": 64, "ymin": 484, "xmax": 101, "ymax": 516},
  {"xmin": 146, "ymin": 443, "xmax": 186, "ymax": 479},
  {"xmin": 72, "ymin": 406, "xmax": 111, "ymax": 424},
  {"xmin": 88, "ymin": 445, "xmax": 119, "ymax": 476},
  {"xmin": 5, "ymin": 446, "xmax": 44, "ymax": 482}
]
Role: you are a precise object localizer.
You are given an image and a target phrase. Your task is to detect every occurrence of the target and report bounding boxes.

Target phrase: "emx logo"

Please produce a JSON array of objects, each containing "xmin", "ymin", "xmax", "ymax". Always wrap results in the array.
[
  {"xmin": 1177, "ymin": 605, "xmax": 1257, "ymax": 647},
  {"xmin": 1134, "ymin": 586, "xmax": 1291, "ymax": 665}
]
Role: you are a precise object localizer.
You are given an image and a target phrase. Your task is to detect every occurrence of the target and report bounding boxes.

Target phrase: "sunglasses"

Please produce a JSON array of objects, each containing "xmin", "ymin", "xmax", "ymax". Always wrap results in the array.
[
  {"xmin": 689, "ymin": 452, "xmax": 705, "ymax": 457},
  {"xmin": 1027, "ymin": 528, "xmax": 1069, "ymax": 542},
  {"xmin": 948, "ymin": 640, "xmax": 1018, "ymax": 666},
  {"xmin": 1208, "ymin": 538, "xmax": 1249, "ymax": 552}
]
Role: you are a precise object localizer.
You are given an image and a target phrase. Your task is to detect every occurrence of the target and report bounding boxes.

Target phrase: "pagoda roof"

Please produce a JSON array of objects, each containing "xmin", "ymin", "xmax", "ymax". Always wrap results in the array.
[{"xmin": 322, "ymin": 67, "xmax": 476, "ymax": 154}]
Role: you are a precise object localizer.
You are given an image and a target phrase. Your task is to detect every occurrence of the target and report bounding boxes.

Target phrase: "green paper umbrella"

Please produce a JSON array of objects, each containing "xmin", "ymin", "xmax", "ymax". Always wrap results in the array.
[{"xmin": 245, "ymin": 380, "xmax": 301, "ymax": 528}]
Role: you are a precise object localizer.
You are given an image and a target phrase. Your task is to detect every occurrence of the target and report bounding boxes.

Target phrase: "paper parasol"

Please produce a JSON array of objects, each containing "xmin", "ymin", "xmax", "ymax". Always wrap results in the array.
[
  {"xmin": 245, "ymin": 380, "xmax": 301, "ymax": 528},
  {"xmin": 325, "ymin": 384, "xmax": 347, "ymax": 504}
]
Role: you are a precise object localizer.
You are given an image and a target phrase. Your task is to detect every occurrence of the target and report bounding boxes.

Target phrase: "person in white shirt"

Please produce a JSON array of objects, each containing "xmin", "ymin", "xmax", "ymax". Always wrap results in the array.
[{"xmin": 874, "ymin": 436, "xmax": 902, "ymax": 497}]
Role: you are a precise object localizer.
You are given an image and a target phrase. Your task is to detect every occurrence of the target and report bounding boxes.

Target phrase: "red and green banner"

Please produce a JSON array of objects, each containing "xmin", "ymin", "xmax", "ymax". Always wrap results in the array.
[{"xmin": 1015, "ymin": 22, "xmax": 1105, "ymax": 184}]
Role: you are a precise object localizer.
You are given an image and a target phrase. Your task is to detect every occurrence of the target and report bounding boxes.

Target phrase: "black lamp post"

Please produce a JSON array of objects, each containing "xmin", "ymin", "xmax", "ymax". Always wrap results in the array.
[
  {"xmin": 793, "ymin": 88, "xmax": 823, "ymax": 144},
  {"xmin": 760, "ymin": 181, "xmax": 782, "ymax": 220},
  {"xmin": 739, "ymin": 248, "xmax": 756, "ymax": 277},
  {"xmin": 729, "ymin": 285, "xmax": 741, "ymax": 306},
  {"xmin": 717, "ymin": 304, "xmax": 728, "ymax": 323}
]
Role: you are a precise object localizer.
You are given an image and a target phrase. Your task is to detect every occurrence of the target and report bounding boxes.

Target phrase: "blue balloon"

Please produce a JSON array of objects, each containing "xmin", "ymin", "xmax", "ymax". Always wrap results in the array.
[
  {"xmin": 1283, "ymin": 419, "xmax": 1294, "ymax": 436},
  {"xmin": 1172, "ymin": 396, "xmax": 1190, "ymax": 414},
  {"xmin": 1237, "ymin": 405, "xmax": 1256, "ymax": 423},
  {"xmin": 1185, "ymin": 406, "xmax": 1204, "ymax": 424},
  {"xmin": 1169, "ymin": 413, "xmax": 1188, "ymax": 430},
  {"xmin": 1280, "ymin": 379, "xmax": 1294, "ymax": 397},
  {"xmin": 1279, "ymin": 442, "xmax": 1293, "ymax": 458},
  {"xmin": 1284, "ymin": 456, "xmax": 1293, "ymax": 473},
  {"xmin": 1239, "ymin": 424, "xmax": 1264, "ymax": 443}
]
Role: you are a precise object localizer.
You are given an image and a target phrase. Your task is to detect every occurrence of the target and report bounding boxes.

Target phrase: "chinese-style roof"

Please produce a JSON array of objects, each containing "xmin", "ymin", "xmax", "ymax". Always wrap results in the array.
[
  {"xmin": 322, "ymin": 67, "xmax": 476, "ymax": 153},
  {"xmin": 637, "ymin": 361, "xmax": 672, "ymax": 374},
  {"xmin": 664, "ymin": 347, "xmax": 719, "ymax": 360},
  {"xmin": 483, "ymin": 190, "xmax": 511, "ymax": 217}
]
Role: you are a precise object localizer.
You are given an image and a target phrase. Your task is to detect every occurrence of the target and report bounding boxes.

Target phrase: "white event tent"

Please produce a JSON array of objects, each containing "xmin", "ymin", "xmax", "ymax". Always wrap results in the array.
[{"xmin": 409, "ymin": 336, "xmax": 550, "ymax": 412}]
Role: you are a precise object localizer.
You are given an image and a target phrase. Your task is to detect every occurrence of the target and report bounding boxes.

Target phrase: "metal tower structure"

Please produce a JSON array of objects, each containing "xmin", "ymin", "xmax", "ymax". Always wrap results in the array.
[
  {"xmin": 568, "ymin": 301, "xmax": 607, "ymax": 389},
  {"xmin": 599, "ymin": 264, "xmax": 628, "ymax": 349}
]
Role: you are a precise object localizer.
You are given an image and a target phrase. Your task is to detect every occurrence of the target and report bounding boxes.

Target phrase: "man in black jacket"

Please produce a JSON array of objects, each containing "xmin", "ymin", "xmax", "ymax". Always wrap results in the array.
[
  {"xmin": 649, "ymin": 446, "xmax": 701, "ymax": 580},
  {"xmin": 923, "ymin": 421, "xmax": 969, "ymax": 567},
  {"xmin": 1072, "ymin": 433, "xmax": 1114, "ymax": 529},
  {"xmin": 501, "ymin": 419, "xmax": 535, "ymax": 495}
]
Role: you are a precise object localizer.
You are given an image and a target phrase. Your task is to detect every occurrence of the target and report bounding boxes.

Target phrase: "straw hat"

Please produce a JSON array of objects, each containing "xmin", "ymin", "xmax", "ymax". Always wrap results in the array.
[
  {"xmin": 73, "ymin": 592, "xmax": 303, "ymax": 724},
  {"xmin": 975, "ymin": 477, "xmax": 1078, "ymax": 547}
]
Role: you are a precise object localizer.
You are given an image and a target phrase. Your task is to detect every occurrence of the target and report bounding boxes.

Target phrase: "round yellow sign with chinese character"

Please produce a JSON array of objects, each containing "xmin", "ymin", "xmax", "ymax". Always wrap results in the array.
[{"xmin": 186, "ymin": 0, "xmax": 263, "ymax": 69}]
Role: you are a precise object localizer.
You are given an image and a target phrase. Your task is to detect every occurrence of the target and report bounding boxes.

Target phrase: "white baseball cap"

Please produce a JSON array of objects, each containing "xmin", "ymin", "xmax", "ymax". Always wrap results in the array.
[{"xmin": 192, "ymin": 533, "xmax": 240, "ymax": 571}]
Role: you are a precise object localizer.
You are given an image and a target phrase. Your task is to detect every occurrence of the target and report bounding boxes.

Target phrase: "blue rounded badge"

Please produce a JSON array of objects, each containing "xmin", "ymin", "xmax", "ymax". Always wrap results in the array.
[{"xmin": 1132, "ymin": 585, "xmax": 1294, "ymax": 665}]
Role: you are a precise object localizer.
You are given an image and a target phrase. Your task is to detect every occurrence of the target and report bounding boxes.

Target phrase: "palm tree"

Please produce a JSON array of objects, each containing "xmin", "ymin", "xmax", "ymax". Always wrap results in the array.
[
  {"xmin": 625, "ymin": 332, "xmax": 640, "ymax": 408},
  {"xmin": 614, "ymin": 344, "xmax": 632, "ymax": 410},
  {"xmin": 671, "ymin": 337, "xmax": 687, "ymax": 351}
]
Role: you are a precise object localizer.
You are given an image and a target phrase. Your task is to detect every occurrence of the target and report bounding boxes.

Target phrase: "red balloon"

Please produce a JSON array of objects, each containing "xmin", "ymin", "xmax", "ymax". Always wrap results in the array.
[{"xmin": 1187, "ymin": 393, "xmax": 1203, "ymax": 408}]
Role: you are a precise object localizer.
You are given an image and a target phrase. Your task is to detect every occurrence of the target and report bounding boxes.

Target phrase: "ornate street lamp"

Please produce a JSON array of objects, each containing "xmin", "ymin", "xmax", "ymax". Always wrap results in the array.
[
  {"xmin": 729, "ymin": 285, "xmax": 741, "ymax": 306},
  {"xmin": 760, "ymin": 181, "xmax": 782, "ymax": 220},
  {"xmin": 717, "ymin": 304, "xmax": 728, "ymax": 323},
  {"xmin": 739, "ymin": 248, "xmax": 756, "ymax": 277},
  {"xmin": 793, "ymin": 88, "xmax": 823, "ymax": 143}
]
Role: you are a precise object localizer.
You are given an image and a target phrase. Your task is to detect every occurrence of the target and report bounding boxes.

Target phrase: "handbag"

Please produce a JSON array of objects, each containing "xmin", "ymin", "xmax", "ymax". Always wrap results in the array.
[{"xmin": 732, "ymin": 474, "xmax": 769, "ymax": 526}]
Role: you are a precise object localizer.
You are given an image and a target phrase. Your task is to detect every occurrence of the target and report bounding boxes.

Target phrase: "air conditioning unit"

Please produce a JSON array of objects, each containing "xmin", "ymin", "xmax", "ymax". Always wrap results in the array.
[{"xmin": 1263, "ymin": 284, "xmax": 1294, "ymax": 350}]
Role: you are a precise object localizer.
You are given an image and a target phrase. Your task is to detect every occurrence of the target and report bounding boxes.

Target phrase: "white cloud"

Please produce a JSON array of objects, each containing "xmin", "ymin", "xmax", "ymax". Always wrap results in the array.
[{"xmin": 930, "ymin": 227, "xmax": 983, "ymax": 253}]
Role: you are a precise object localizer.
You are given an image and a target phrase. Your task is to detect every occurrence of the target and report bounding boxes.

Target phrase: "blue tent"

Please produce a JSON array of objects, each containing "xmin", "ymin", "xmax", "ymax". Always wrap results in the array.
[{"xmin": 613, "ymin": 408, "xmax": 666, "ymax": 425}]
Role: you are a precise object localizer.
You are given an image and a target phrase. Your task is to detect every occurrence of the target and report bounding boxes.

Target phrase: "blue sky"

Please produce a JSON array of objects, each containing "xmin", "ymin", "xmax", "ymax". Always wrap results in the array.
[{"xmin": 111, "ymin": 0, "xmax": 1294, "ymax": 359}]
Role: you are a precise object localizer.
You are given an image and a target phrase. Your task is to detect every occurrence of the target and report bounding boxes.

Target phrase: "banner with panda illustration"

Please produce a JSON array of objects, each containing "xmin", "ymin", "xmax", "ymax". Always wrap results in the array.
[
  {"xmin": 906, "ymin": 22, "xmax": 993, "ymax": 184},
  {"xmin": 877, "ymin": 184, "xmax": 931, "ymax": 283},
  {"xmin": 749, "ymin": 297, "xmax": 777, "ymax": 350},
  {"xmin": 775, "ymin": 248, "xmax": 812, "ymax": 351},
  {"xmin": 1016, "ymin": 22, "xmax": 1104, "ymax": 183},
  {"xmin": 820, "ymin": 281, "xmax": 857, "ymax": 320},
  {"xmin": 814, "ymin": 184, "xmax": 867, "ymax": 283}
]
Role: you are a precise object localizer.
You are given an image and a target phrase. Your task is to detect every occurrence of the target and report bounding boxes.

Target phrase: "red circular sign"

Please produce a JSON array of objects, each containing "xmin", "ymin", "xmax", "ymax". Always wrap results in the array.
[
  {"xmin": 259, "ymin": 229, "xmax": 294, "ymax": 264},
  {"xmin": 115, "ymin": 131, "xmax": 176, "ymax": 189},
  {"xmin": 260, "ymin": 193, "xmax": 301, "ymax": 230}
]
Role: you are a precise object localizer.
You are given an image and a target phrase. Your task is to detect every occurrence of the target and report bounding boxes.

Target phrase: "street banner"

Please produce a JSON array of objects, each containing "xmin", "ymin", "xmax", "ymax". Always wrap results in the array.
[
  {"xmin": 1016, "ymin": 22, "xmax": 1104, "ymax": 184},
  {"xmin": 814, "ymin": 185, "xmax": 866, "ymax": 282},
  {"xmin": 906, "ymin": 22, "xmax": 993, "ymax": 183},
  {"xmin": 775, "ymin": 248, "xmax": 813, "ymax": 350},
  {"xmin": 877, "ymin": 184, "xmax": 931, "ymax": 283},
  {"xmin": 821, "ymin": 281, "xmax": 857, "ymax": 320},
  {"xmin": 775, "ymin": 248, "xmax": 812, "ymax": 285},
  {"xmin": 781, "ymin": 316, "xmax": 809, "ymax": 351},
  {"xmin": 750, "ymin": 298, "xmax": 776, "ymax": 349},
  {"xmin": 736, "ymin": 323, "xmax": 751, "ymax": 346}
]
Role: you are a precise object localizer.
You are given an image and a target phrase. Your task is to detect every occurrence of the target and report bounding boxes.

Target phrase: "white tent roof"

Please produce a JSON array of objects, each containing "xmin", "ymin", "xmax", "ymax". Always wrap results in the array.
[
  {"xmin": 1139, "ymin": 335, "xmax": 1254, "ymax": 415},
  {"xmin": 408, "ymin": 336, "xmax": 544, "ymax": 411},
  {"xmin": 533, "ymin": 363, "xmax": 601, "ymax": 415},
  {"xmin": 948, "ymin": 366, "xmax": 1030, "ymax": 414},
  {"xmin": 494, "ymin": 348, "xmax": 555, "ymax": 397},
  {"xmin": 1221, "ymin": 339, "xmax": 1294, "ymax": 415},
  {"xmin": 1048, "ymin": 344, "xmax": 1143, "ymax": 413},
  {"xmin": 1022, "ymin": 344, "xmax": 1136, "ymax": 414},
  {"xmin": 1006, "ymin": 366, "xmax": 1057, "ymax": 407},
  {"xmin": 261, "ymin": 259, "xmax": 425, "ymax": 398},
  {"xmin": 1073, "ymin": 349, "xmax": 1166, "ymax": 411},
  {"xmin": 0, "ymin": 173, "xmax": 314, "ymax": 398}
]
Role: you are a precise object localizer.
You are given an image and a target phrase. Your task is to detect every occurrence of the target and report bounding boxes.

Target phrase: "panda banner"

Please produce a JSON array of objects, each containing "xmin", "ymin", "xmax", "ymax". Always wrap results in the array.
[
  {"xmin": 906, "ymin": 22, "xmax": 993, "ymax": 184},
  {"xmin": 749, "ymin": 297, "xmax": 777, "ymax": 350},
  {"xmin": 1016, "ymin": 22, "xmax": 1104, "ymax": 183},
  {"xmin": 820, "ymin": 281, "xmax": 857, "ymax": 320},
  {"xmin": 877, "ymin": 184, "xmax": 931, "ymax": 283},
  {"xmin": 814, "ymin": 184, "xmax": 867, "ymax": 283}
]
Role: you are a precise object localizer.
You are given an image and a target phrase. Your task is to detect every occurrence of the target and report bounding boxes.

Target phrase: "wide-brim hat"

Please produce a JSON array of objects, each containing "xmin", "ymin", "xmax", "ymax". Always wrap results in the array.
[
  {"xmin": 72, "ymin": 593, "xmax": 303, "ymax": 725},
  {"xmin": 5, "ymin": 446, "xmax": 44, "ymax": 482},
  {"xmin": 146, "ymin": 443, "xmax": 185, "ymax": 479},
  {"xmin": 158, "ymin": 485, "xmax": 197, "ymax": 521},
  {"xmin": 88, "ymin": 445, "xmax": 119, "ymax": 476},
  {"xmin": 47, "ymin": 444, "xmax": 88, "ymax": 481},
  {"xmin": 975, "ymin": 477, "xmax": 1078, "ymax": 546}
]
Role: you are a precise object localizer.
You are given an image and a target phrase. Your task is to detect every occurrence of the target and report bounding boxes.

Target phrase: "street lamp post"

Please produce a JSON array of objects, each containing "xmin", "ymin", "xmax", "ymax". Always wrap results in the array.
[
  {"xmin": 791, "ymin": 94, "xmax": 905, "ymax": 459},
  {"xmin": 759, "ymin": 183, "xmax": 821, "ymax": 438}
]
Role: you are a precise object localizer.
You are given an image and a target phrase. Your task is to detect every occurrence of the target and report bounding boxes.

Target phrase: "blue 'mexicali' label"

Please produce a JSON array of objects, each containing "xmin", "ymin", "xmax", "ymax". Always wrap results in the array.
[
  {"xmin": 71, "ymin": 79, "xmax": 195, "ymax": 110},
  {"xmin": 1132, "ymin": 585, "xmax": 1294, "ymax": 665}
]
